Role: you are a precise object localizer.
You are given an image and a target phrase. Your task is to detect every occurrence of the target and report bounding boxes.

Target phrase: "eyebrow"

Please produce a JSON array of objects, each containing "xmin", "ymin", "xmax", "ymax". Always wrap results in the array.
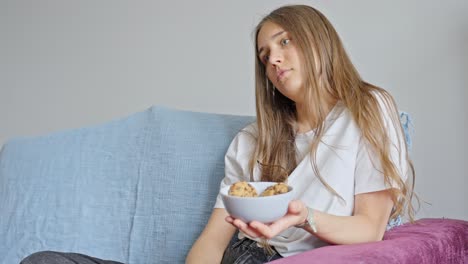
[{"xmin": 258, "ymin": 30, "xmax": 286, "ymax": 54}]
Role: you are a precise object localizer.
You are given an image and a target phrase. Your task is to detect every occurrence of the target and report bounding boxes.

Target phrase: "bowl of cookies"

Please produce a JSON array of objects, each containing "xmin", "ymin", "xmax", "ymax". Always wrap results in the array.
[{"xmin": 220, "ymin": 181, "xmax": 294, "ymax": 224}]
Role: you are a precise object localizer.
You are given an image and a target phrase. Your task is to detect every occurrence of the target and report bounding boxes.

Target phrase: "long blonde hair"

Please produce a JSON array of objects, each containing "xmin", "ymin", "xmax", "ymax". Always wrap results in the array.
[{"xmin": 250, "ymin": 5, "xmax": 416, "ymax": 220}]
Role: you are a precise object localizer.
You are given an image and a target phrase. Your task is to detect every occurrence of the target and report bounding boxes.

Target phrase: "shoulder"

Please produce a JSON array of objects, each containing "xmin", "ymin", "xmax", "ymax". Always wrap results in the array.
[
  {"xmin": 241, "ymin": 122, "xmax": 258, "ymax": 135},
  {"xmin": 235, "ymin": 122, "xmax": 257, "ymax": 142},
  {"xmin": 369, "ymin": 88, "xmax": 399, "ymax": 114},
  {"xmin": 226, "ymin": 122, "xmax": 258, "ymax": 155},
  {"xmin": 371, "ymin": 89, "xmax": 402, "ymax": 130}
]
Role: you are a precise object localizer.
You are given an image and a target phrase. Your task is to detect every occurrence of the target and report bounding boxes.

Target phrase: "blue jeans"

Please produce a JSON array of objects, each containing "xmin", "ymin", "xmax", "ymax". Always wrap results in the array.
[{"xmin": 221, "ymin": 237, "xmax": 283, "ymax": 264}]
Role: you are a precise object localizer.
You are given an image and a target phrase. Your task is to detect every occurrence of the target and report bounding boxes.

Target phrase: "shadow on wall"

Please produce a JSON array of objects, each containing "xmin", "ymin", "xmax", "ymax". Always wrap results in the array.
[
  {"xmin": 460, "ymin": 27, "xmax": 468, "ymax": 216},
  {"xmin": 460, "ymin": 27, "xmax": 468, "ymax": 155},
  {"xmin": 463, "ymin": 28, "xmax": 468, "ymax": 134}
]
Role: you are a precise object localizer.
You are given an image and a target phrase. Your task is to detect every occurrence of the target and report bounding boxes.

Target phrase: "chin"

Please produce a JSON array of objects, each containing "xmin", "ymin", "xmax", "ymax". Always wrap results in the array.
[{"xmin": 278, "ymin": 86, "xmax": 302, "ymax": 100}]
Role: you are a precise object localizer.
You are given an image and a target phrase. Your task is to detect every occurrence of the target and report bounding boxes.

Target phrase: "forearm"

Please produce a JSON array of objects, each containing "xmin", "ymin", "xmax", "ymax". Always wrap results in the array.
[
  {"xmin": 305, "ymin": 210, "xmax": 385, "ymax": 245},
  {"xmin": 186, "ymin": 235, "xmax": 226, "ymax": 264},
  {"xmin": 303, "ymin": 191, "xmax": 393, "ymax": 245},
  {"xmin": 186, "ymin": 208, "xmax": 236, "ymax": 264}
]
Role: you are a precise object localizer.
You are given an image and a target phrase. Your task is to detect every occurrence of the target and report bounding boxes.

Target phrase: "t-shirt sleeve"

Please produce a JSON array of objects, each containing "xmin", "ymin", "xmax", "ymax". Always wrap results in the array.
[
  {"xmin": 354, "ymin": 94, "xmax": 409, "ymax": 195},
  {"xmin": 214, "ymin": 125, "xmax": 256, "ymax": 208}
]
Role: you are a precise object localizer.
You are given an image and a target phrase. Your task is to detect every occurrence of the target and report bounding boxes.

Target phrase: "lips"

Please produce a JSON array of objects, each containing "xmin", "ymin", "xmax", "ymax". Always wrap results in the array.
[{"xmin": 276, "ymin": 68, "xmax": 292, "ymax": 81}]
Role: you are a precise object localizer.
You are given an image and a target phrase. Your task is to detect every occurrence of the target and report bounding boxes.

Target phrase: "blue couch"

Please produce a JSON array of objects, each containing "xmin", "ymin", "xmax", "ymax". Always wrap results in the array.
[
  {"xmin": 1, "ymin": 106, "xmax": 253, "ymax": 263},
  {"xmin": 1, "ymin": 106, "xmax": 466, "ymax": 264}
]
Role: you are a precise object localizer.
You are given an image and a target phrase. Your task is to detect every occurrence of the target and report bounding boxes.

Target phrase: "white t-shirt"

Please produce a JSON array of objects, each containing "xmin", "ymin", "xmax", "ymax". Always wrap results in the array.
[{"xmin": 214, "ymin": 98, "xmax": 408, "ymax": 257}]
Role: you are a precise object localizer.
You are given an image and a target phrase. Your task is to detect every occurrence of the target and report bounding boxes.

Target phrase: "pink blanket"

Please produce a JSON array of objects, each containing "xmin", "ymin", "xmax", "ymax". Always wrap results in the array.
[{"xmin": 269, "ymin": 218, "xmax": 468, "ymax": 264}]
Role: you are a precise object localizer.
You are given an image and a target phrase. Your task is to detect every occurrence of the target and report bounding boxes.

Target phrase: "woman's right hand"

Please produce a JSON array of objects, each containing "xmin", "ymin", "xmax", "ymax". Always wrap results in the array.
[{"xmin": 225, "ymin": 200, "xmax": 308, "ymax": 239}]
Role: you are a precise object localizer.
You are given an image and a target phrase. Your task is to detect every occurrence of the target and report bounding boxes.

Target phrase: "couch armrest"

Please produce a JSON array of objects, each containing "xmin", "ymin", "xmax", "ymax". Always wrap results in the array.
[{"xmin": 268, "ymin": 218, "xmax": 468, "ymax": 264}]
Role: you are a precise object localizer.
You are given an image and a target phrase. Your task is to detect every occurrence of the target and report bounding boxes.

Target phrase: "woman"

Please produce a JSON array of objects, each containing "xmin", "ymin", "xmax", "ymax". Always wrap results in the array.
[
  {"xmin": 21, "ymin": 4, "xmax": 415, "ymax": 264},
  {"xmin": 186, "ymin": 4, "xmax": 415, "ymax": 264}
]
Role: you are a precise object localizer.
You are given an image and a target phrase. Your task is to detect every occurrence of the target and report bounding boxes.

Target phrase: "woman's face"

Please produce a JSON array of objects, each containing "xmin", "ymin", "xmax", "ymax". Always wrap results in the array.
[{"xmin": 257, "ymin": 21, "xmax": 304, "ymax": 103}]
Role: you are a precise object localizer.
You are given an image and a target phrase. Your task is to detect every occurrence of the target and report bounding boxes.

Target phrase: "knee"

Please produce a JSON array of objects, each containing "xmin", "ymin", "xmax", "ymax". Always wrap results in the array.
[{"xmin": 20, "ymin": 251, "xmax": 59, "ymax": 264}]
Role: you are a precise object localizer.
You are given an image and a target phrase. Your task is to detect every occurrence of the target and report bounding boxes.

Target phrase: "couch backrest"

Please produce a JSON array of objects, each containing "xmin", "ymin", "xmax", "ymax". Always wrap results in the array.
[{"xmin": 0, "ymin": 106, "xmax": 253, "ymax": 264}]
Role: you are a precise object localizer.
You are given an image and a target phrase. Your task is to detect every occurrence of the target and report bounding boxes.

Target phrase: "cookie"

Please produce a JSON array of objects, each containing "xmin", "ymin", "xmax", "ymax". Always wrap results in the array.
[
  {"xmin": 260, "ymin": 183, "xmax": 289, "ymax": 197},
  {"xmin": 228, "ymin": 181, "xmax": 258, "ymax": 197}
]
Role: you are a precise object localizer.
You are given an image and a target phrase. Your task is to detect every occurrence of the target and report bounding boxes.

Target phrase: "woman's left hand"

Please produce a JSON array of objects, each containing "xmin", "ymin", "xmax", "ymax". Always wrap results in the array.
[{"xmin": 225, "ymin": 200, "xmax": 307, "ymax": 239}]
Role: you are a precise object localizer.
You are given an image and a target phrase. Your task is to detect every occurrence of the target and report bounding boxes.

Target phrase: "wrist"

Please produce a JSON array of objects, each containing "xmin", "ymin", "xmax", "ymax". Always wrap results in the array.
[
  {"xmin": 296, "ymin": 205, "xmax": 308, "ymax": 226},
  {"xmin": 295, "ymin": 207, "xmax": 318, "ymax": 233}
]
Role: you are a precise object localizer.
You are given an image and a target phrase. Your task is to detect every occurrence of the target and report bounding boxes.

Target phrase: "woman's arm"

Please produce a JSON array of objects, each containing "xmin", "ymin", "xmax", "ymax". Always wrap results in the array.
[
  {"xmin": 186, "ymin": 208, "xmax": 237, "ymax": 264},
  {"xmin": 231, "ymin": 189, "xmax": 393, "ymax": 244},
  {"xmin": 305, "ymin": 189, "xmax": 394, "ymax": 244}
]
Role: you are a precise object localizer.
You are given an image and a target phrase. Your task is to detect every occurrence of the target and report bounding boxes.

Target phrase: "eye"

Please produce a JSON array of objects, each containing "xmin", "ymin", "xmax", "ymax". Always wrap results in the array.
[
  {"xmin": 262, "ymin": 55, "xmax": 270, "ymax": 64},
  {"xmin": 280, "ymin": 38, "xmax": 290, "ymax": 46}
]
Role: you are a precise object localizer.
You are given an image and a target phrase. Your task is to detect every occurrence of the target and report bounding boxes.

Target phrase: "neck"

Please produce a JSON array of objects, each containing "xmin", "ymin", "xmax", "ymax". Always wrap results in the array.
[{"xmin": 295, "ymin": 96, "xmax": 337, "ymax": 133}]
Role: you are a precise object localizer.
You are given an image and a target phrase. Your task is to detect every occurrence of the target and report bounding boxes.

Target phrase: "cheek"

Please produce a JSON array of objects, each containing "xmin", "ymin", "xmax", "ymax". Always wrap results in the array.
[{"xmin": 266, "ymin": 68, "xmax": 277, "ymax": 86}]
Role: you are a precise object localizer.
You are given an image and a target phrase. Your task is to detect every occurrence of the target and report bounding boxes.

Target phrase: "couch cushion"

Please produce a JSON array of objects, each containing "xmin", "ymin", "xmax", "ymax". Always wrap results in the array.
[
  {"xmin": 0, "ymin": 105, "xmax": 253, "ymax": 264},
  {"xmin": 0, "ymin": 107, "xmax": 151, "ymax": 263},
  {"xmin": 125, "ymin": 107, "xmax": 253, "ymax": 263}
]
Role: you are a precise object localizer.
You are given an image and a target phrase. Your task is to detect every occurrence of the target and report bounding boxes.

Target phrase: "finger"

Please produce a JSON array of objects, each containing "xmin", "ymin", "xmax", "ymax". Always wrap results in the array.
[
  {"xmin": 275, "ymin": 211, "xmax": 307, "ymax": 231},
  {"xmin": 288, "ymin": 200, "xmax": 304, "ymax": 215},
  {"xmin": 249, "ymin": 221, "xmax": 278, "ymax": 239},
  {"xmin": 233, "ymin": 219, "xmax": 262, "ymax": 238},
  {"xmin": 232, "ymin": 218, "xmax": 248, "ymax": 229},
  {"xmin": 249, "ymin": 221, "xmax": 268, "ymax": 231},
  {"xmin": 250, "ymin": 214, "xmax": 302, "ymax": 239}
]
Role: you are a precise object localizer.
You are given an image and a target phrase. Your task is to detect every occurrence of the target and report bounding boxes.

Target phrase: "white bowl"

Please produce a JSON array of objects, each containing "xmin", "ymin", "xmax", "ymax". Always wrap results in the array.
[{"xmin": 220, "ymin": 182, "xmax": 294, "ymax": 224}]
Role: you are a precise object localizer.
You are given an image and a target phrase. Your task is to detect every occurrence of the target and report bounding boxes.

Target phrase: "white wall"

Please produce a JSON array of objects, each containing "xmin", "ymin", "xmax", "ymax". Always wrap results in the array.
[{"xmin": 1, "ymin": 0, "xmax": 467, "ymax": 220}]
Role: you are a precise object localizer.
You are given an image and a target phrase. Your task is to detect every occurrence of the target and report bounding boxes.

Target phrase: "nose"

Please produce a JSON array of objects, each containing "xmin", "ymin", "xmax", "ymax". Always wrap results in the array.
[{"xmin": 268, "ymin": 49, "xmax": 283, "ymax": 66}]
